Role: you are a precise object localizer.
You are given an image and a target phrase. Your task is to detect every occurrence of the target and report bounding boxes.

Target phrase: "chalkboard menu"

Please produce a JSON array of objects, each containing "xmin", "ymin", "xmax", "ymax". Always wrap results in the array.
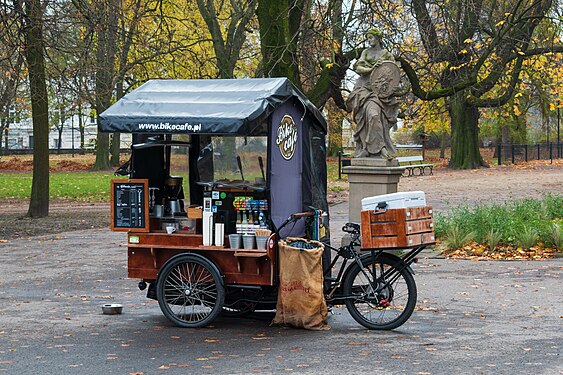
[{"xmin": 110, "ymin": 179, "xmax": 149, "ymax": 232}]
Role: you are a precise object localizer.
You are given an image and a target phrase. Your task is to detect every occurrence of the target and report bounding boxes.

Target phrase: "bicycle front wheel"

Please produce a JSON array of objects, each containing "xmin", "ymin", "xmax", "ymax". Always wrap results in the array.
[{"xmin": 343, "ymin": 253, "xmax": 416, "ymax": 330}]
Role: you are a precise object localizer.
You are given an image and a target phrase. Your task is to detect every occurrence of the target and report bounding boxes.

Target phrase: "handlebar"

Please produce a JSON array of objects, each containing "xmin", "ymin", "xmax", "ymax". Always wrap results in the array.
[
  {"xmin": 273, "ymin": 210, "xmax": 319, "ymax": 238},
  {"xmin": 291, "ymin": 211, "xmax": 315, "ymax": 219}
]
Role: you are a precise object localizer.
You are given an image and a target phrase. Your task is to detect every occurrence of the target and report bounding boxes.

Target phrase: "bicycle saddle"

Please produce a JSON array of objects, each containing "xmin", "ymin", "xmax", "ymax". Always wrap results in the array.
[{"xmin": 342, "ymin": 222, "xmax": 360, "ymax": 234}]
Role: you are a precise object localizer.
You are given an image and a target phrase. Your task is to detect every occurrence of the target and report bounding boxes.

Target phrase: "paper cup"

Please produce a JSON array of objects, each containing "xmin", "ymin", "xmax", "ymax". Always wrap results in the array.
[
  {"xmin": 228, "ymin": 234, "xmax": 242, "ymax": 249},
  {"xmin": 256, "ymin": 235, "xmax": 269, "ymax": 250},
  {"xmin": 242, "ymin": 234, "xmax": 256, "ymax": 249}
]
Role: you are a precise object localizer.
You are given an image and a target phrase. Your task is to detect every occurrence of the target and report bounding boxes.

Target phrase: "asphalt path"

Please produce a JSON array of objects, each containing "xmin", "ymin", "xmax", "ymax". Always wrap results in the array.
[{"xmin": 1, "ymin": 228, "xmax": 561, "ymax": 374}]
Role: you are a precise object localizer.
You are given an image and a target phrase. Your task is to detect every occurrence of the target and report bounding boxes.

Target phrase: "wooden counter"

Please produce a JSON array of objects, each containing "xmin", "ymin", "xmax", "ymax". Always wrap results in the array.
[{"xmin": 126, "ymin": 231, "xmax": 275, "ymax": 286}]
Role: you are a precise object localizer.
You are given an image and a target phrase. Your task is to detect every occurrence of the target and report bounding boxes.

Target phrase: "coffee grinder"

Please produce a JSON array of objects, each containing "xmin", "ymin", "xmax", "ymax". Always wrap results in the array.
[{"xmin": 164, "ymin": 176, "xmax": 185, "ymax": 216}]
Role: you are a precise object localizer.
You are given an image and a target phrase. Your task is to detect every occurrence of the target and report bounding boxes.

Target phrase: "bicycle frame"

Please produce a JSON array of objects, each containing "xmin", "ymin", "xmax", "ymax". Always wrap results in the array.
[{"xmin": 270, "ymin": 210, "xmax": 425, "ymax": 310}]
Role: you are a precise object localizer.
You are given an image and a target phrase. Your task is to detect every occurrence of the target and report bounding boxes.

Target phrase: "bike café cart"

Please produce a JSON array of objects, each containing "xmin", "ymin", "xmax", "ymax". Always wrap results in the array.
[{"xmin": 100, "ymin": 78, "xmax": 330, "ymax": 327}]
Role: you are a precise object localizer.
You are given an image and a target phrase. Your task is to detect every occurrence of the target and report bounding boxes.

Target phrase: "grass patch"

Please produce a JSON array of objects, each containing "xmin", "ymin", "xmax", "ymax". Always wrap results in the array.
[
  {"xmin": 0, "ymin": 172, "xmax": 114, "ymax": 202},
  {"xmin": 435, "ymin": 194, "xmax": 563, "ymax": 251}
]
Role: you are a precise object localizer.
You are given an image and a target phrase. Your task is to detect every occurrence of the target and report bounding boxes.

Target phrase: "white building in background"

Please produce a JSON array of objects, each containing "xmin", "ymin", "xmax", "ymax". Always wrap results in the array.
[{"xmin": 4, "ymin": 114, "xmax": 131, "ymax": 150}]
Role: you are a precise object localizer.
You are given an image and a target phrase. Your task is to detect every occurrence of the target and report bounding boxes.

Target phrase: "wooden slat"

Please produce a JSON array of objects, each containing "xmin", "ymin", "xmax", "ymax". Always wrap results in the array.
[
  {"xmin": 369, "ymin": 222, "xmax": 399, "ymax": 236},
  {"xmin": 234, "ymin": 251, "xmax": 268, "ymax": 258},
  {"xmin": 361, "ymin": 210, "xmax": 372, "ymax": 246},
  {"xmin": 405, "ymin": 219, "xmax": 434, "ymax": 234},
  {"xmin": 405, "ymin": 206, "xmax": 433, "ymax": 220},
  {"xmin": 367, "ymin": 209, "xmax": 401, "ymax": 223}
]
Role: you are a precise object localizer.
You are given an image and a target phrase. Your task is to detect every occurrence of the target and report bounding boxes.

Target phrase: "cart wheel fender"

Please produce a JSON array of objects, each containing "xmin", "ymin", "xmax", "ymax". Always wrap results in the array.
[
  {"xmin": 156, "ymin": 252, "xmax": 225, "ymax": 287},
  {"xmin": 346, "ymin": 252, "xmax": 414, "ymax": 279}
]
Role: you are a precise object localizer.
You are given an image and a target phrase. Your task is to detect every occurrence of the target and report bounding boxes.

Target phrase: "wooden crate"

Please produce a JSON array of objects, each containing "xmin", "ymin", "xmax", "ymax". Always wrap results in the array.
[{"xmin": 360, "ymin": 206, "xmax": 436, "ymax": 249}]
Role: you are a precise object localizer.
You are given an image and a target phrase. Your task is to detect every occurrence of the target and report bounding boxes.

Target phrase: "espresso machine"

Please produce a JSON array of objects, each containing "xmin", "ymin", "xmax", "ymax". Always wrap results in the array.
[{"xmin": 164, "ymin": 176, "xmax": 185, "ymax": 216}]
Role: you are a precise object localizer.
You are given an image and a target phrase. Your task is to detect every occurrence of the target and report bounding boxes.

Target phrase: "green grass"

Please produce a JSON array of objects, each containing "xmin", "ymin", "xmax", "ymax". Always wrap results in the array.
[
  {"xmin": 435, "ymin": 194, "xmax": 563, "ymax": 250},
  {"xmin": 0, "ymin": 172, "xmax": 114, "ymax": 202},
  {"xmin": 326, "ymin": 157, "xmax": 346, "ymax": 182}
]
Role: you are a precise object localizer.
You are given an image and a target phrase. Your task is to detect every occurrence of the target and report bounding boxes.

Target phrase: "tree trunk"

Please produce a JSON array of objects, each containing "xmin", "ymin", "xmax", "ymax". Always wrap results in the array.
[
  {"xmin": 24, "ymin": 0, "xmax": 50, "ymax": 217},
  {"xmin": 440, "ymin": 131, "xmax": 446, "ymax": 159},
  {"xmin": 57, "ymin": 126, "xmax": 63, "ymax": 153},
  {"xmin": 3, "ymin": 125, "xmax": 8, "ymax": 150},
  {"xmin": 92, "ymin": 0, "xmax": 119, "ymax": 171},
  {"xmin": 447, "ymin": 91, "xmax": 486, "ymax": 169},
  {"xmin": 501, "ymin": 124, "xmax": 511, "ymax": 162},
  {"xmin": 110, "ymin": 132, "xmax": 120, "ymax": 166},
  {"xmin": 110, "ymin": 77, "xmax": 125, "ymax": 166},
  {"xmin": 256, "ymin": 0, "xmax": 303, "ymax": 86},
  {"xmin": 78, "ymin": 104, "xmax": 85, "ymax": 155}
]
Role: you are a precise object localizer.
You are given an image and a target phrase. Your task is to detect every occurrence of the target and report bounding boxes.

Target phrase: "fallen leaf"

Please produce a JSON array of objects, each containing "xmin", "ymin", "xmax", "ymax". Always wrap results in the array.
[{"xmin": 348, "ymin": 341, "xmax": 367, "ymax": 345}]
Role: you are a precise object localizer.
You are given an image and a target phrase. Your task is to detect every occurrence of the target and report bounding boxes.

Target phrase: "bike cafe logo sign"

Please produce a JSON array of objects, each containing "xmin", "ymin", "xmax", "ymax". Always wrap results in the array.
[{"xmin": 276, "ymin": 115, "xmax": 298, "ymax": 160}]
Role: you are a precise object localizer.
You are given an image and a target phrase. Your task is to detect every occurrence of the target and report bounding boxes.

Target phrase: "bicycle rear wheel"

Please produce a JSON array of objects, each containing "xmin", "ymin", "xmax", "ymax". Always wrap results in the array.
[{"xmin": 343, "ymin": 253, "xmax": 416, "ymax": 330}]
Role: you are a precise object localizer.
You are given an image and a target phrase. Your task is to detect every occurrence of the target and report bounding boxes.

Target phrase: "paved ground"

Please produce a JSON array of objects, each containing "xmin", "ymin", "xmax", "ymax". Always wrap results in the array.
[
  {"xmin": 0, "ymin": 229, "xmax": 561, "ymax": 374},
  {"xmin": 0, "ymin": 163, "xmax": 562, "ymax": 374}
]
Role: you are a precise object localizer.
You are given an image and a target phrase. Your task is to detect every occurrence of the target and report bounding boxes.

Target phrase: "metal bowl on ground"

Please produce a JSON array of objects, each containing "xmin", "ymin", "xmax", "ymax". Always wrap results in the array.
[{"xmin": 102, "ymin": 303, "xmax": 123, "ymax": 315}]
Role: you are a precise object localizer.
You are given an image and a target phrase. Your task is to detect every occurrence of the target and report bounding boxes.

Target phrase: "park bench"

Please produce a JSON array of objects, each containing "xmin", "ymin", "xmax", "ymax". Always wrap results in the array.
[{"xmin": 396, "ymin": 155, "xmax": 434, "ymax": 177}]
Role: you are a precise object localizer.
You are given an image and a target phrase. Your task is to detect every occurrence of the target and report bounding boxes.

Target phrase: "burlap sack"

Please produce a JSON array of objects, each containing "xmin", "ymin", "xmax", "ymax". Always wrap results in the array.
[{"xmin": 271, "ymin": 237, "xmax": 329, "ymax": 330}]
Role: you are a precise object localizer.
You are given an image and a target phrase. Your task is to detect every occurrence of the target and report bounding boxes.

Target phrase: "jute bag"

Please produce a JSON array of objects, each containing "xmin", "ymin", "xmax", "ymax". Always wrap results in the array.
[{"xmin": 271, "ymin": 237, "xmax": 329, "ymax": 330}]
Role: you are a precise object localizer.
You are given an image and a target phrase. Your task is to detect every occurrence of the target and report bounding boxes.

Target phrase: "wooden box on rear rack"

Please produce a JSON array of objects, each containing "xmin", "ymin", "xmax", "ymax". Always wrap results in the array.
[{"xmin": 360, "ymin": 206, "xmax": 436, "ymax": 249}]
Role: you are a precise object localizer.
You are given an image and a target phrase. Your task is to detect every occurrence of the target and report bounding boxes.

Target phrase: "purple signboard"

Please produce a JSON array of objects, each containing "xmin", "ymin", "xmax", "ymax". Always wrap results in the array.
[{"xmin": 269, "ymin": 101, "xmax": 304, "ymax": 237}]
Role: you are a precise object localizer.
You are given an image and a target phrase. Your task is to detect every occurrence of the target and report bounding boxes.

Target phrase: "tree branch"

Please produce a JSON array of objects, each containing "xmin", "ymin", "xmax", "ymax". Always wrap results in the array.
[
  {"xmin": 410, "ymin": 0, "xmax": 445, "ymax": 62},
  {"xmin": 396, "ymin": 56, "xmax": 477, "ymax": 100}
]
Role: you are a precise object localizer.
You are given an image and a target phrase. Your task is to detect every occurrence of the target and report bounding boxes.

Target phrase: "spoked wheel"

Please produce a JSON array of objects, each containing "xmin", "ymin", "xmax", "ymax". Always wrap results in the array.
[
  {"xmin": 343, "ymin": 253, "xmax": 416, "ymax": 330},
  {"xmin": 156, "ymin": 254, "xmax": 224, "ymax": 328}
]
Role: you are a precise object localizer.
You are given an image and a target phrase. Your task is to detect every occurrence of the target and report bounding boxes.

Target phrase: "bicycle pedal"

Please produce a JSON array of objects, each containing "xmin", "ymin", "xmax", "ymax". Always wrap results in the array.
[{"xmin": 324, "ymin": 277, "xmax": 337, "ymax": 282}]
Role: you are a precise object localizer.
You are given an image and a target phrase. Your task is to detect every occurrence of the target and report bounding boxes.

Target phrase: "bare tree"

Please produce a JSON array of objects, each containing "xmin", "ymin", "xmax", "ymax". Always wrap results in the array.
[
  {"xmin": 196, "ymin": 0, "xmax": 258, "ymax": 79},
  {"xmin": 0, "ymin": 5, "xmax": 25, "ymax": 152},
  {"xmin": 20, "ymin": 0, "xmax": 50, "ymax": 217}
]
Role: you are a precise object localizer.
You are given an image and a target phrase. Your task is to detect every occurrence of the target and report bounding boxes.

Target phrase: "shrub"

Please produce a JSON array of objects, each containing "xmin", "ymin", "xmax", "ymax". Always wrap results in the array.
[
  {"xmin": 517, "ymin": 226, "xmax": 538, "ymax": 249},
  {"xmin": 485, "ymin": 229, "xmax": 503, "ymax": 251},
  {"xmin": 549, "ymin": 223, "xmax": 562, "ymax": 250},
  {"xmin": 435, "ymin": 195, "xmax": 562, "ymax": 250},
  {"xmin": 442, "ymin": 223, "xmax": 475, "ymax": 250}
]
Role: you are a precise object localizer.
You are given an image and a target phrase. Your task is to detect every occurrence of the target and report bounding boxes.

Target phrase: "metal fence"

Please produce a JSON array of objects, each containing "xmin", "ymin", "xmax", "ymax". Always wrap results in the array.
[{"xmin": 497, "ymin": 143, "xmax": 563, "ymax": 165}]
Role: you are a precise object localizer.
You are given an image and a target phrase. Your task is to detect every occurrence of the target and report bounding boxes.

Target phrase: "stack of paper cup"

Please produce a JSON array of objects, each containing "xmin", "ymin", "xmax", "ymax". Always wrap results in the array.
[
  {"xmin": 214, "ymin": 223, "xmax": 224, "ymax": 246},
  {"xmin": 203, "ymin": 212, "xmax": 213, "ymax": 246}
]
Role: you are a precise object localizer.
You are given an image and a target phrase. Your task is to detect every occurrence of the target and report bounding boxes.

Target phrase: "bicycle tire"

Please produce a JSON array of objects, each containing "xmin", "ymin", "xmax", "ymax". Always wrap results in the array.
[
  {"xmin": 342, "ymin": 253, "xmax": 417, "ymax": 330},
  {"xmin": 156, "ymin": 254, "xmax": 224, "ymax": 328}
]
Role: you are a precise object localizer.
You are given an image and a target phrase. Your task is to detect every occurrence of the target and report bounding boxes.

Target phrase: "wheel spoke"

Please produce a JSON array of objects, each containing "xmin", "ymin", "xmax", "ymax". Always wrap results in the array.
[{"xmin": 157, "ymin": 256, "xmax": 224, "ymax": 328}]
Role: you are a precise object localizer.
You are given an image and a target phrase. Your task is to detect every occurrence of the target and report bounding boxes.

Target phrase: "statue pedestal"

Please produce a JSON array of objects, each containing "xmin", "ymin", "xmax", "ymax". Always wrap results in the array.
[{"xmin": 343, "ymin": 158, "xmax": 404, "ymax": 223}]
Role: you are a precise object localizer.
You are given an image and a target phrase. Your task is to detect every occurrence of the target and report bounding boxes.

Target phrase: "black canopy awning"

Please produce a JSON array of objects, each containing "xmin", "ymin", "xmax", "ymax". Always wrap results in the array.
[{"xmin": 99, "ymin": 78, "xmax": 327, "ymax": 135}]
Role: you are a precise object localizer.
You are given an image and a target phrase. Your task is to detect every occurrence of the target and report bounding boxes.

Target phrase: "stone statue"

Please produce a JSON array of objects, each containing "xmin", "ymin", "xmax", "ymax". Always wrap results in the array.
[{"xmin": 346, "ymin": 29, "xmax": 409, "ymax": 159}]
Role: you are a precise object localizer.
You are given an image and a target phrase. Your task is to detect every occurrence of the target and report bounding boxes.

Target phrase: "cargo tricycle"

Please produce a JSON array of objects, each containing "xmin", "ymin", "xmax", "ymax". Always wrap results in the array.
[{"xmin": 100, "ymin": 78, "xmax": 435, "ymax": 330}]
